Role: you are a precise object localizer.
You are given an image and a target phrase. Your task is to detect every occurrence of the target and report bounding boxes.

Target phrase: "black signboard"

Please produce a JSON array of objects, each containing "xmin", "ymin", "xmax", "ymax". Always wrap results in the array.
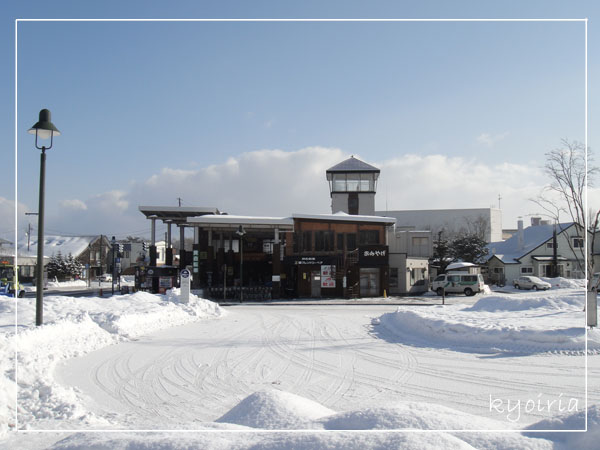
[{"xmin": 358, "ymin": 245, "xmax": 389, "ymax": 266}]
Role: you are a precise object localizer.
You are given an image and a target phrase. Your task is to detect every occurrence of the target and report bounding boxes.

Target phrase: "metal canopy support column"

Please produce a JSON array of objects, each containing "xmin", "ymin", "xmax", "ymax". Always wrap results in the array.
[
  {"xmin": 165, "ymin": 221, "xmax": 173, "ymax": 266},
  {"xmin": 179, "ymin": 225, "xmax": 186, "ymax": 270},
  {"xmin": 272, "ymin": 228, "xmax": 281, "ymax": 299},
  {"xmin": 217, "ymin": 232, "xmax": 225, "ymax": 286},
  {"xmin": 226, "ymin": 232, "xmax": 234, "ymax": 287},
  {"xmin": 149, "ymin": 216, "xmax": 157, "ymax": 267},
  {"xmin": 206, "ymin": 229, "xmax": 214, "ymax": 286}
]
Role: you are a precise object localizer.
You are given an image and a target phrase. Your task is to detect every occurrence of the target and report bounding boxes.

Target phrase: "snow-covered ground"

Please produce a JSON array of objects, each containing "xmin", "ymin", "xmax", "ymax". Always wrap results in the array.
[{"xmin": 0, "ymin": 282, "xmax": 598, "ymax": 449}]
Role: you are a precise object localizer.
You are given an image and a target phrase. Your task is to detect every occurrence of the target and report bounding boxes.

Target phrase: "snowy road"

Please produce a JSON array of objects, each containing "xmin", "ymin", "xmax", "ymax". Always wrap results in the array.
[{"xmin": 57, "ymin": 304, "xmax": 594, "ymax": 428}]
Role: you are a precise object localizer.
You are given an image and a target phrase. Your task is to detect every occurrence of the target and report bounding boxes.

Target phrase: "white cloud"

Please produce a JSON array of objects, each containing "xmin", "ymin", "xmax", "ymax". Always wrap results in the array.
[
  {"xmin": 0, "ymin": 196, "xmax": 30, "ymax": 240},
  {"xmin": 376, "ymin": 154, "xmax": 548, "ymax": 228},
  {"xmin": 476, "ymin": 132, "xmax": 509, "ymax": 147},
  {"xmin": 59, "ymin": 199, "xmax": 88, "ymax": 211},
  {"xmin": 89, "ymin": 190, "xmax": 129, "ymax": 212}
]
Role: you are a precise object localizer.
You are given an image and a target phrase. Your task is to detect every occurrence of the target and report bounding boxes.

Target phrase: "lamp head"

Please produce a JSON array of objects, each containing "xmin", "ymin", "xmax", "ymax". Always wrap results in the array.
[{"xmin": 28, "ymin": 109, "xmax": 60, "ymax": 140}]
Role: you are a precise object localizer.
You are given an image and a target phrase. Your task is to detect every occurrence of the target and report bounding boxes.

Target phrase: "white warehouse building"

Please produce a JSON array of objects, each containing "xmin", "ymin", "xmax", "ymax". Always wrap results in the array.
[{"xmin": 375, "ymin": 208, "xmax": 503, "ymax": 243}]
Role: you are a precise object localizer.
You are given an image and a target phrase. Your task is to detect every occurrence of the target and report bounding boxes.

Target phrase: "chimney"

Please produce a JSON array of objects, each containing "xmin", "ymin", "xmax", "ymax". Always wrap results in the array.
[{"xmin": 517, "ymin": 219, "xmax": 524, "ymax": 251}]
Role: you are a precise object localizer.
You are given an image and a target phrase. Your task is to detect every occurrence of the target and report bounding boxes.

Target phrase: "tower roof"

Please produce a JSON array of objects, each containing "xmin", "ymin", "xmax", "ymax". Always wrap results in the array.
[{"xmin": 326, "ymin": 156, "xmax": 380, "ymax": 173}]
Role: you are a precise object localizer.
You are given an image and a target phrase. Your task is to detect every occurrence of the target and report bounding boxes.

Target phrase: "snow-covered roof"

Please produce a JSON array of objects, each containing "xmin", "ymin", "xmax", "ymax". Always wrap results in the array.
[
  {"xmin": 487, "ymin": 222, "xmax": 575, "ymax": 264},
  {"xmin": 17, "ymin": 235, "xmax": 101, "ymax": 259},
  {"xmin": 139, "ymin": 206, "xmax": 220, "ymax": 221},
  {"xmin": 326, "ymin": 156, "xmax": 380, "ymax": 173},
  {"xmin": 188, "ymin": 215, "xmax": 294, "ymax": 230},
  {"xmin": 293, "ymin": 212, "xmax": 396, "ymax": 224},
  {"xmin": 446, "ymin": 262, "xmax": 478, "ymax": 271}
]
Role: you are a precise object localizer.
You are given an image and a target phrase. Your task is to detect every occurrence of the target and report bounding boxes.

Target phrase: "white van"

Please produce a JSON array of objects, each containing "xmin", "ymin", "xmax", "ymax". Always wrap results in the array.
[{"xmin": 431, "ymin": 273, "xmax": 485, "ymax": 296}]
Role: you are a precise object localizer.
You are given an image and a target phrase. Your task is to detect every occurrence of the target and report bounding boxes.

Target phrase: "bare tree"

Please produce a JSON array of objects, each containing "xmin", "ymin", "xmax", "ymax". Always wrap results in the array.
[
  {"xmin": 463, "ymin": 215, "xmax": 490, "ymax": 241},
  {"xmin": 532, "ymin": 139, "xmax": 599, "ymax": 279}
]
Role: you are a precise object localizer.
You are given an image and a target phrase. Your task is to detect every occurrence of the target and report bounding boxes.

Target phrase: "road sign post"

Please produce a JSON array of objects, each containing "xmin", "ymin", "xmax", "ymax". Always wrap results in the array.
[{"xmin": 180, "ymin": 269, "xmax": 191, "ymax": 304}]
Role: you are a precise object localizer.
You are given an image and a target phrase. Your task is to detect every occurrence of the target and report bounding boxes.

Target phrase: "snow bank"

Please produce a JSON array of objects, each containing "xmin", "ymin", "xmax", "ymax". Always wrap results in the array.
[
  {"xmin": 47, "ymin": 430, "xmax": 480, "ymax": 450},
  {"xmin": 377, "ymin": 289, "xmax": 597, "ymax": 354},
  {"xmin": 466, "ymin": 290, "xmax": 584, "ymax": 312},
  {"xmin": 46, "ymin": 280, "xmax": 88, "ymax": 288},
  {"xmin": 322, "ymin": 402, "xmax": 507, "ymax": 431},
  {"xmin": 524, "ymin": 404, "xmax": 599, "ymax": 449},
  {"xmin": 0, "ymin": 290, "xmax": 224, "ymax": 436},
  {"xmin": 540, "ymin": 277, "xmax": 586, "ymax": 289},
  {"xmin": 216, "ymin": 390, "xmax": 335, "ymax": 429}
]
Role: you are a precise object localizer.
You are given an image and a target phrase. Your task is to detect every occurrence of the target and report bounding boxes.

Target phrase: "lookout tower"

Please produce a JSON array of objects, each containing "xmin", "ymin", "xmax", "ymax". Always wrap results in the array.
[{"xmin": 326, "ymin": 156, "xmax": 380, "ymax": 215}]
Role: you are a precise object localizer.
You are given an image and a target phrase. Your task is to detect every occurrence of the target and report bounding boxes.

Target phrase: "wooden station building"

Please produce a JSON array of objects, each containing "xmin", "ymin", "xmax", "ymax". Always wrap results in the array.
[{"xmin": 138, "ymin": 156, "xmax": 425, "ymax": 299}]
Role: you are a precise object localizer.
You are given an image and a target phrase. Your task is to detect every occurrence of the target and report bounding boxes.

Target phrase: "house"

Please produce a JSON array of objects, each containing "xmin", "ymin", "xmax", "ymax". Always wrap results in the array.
[
  {"xmin": 16, "ymin": 234, "xmax": 112, "ymax": 282},
  {"xmin": 108, "ymin": 240, "xmax": 150, "ymax": 274},
  {"xmin": 485, "ymin": 219, "xmax": 585, "ymax": 285},
  {"xmin": 387, "ymin": 228, "xmax": 431, "ymax": 295}
]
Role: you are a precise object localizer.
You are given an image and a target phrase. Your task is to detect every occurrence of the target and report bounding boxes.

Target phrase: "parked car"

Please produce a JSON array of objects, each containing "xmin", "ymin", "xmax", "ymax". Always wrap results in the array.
[
  {"xmin": 98, "ymin": 274, "xmax": 112, "ymax": 282},
  {"xmin": 513, "ymin": 276, "xmax": 551, "ymax": 291},
  {"xmin": 431, "ymin": 273, "xmax": 485, "ymax": 296},
  {"xmin": 0, "ymin": 281, "xmax": 25, "ymax": 298}
]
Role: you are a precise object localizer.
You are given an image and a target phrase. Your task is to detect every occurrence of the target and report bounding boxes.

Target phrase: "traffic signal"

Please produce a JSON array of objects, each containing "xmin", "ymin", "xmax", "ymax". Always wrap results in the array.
[{"xmin": 142, "ymin": 242, "xmax": 148, "ymax": 251}]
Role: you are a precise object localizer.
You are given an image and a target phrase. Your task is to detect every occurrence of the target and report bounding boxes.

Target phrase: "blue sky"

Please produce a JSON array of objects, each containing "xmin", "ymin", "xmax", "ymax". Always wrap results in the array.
[{"xmin": 1, "ymin": 1, "xmax": 598, "ymax": 240}]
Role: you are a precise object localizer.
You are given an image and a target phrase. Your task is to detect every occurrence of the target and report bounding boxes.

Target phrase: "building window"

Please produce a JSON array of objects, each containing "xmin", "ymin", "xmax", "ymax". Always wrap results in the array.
[
  {"xmin": 325, "ymin": 231, "xmax": 334, "ymax": 251},
  {"xmin": 293, "ymin": 233, "xmax": 299, "ymax": 253},
  {"xmin": 546, "ymin": 242, "xmax": 556, "ymax": 249},
  {"xmin": 346, "ymin": 173, "xmax": 360, "ymax": 191},
  {"xmin": 346, "ymin": 233, "xmax": 357, "ymax": 251},
  {"xmin": 573, "ymin": 237, "xmax": 584, "ymax": 248},
  {"xmin": 521, "ymin": 266, "xmax": 533, "ymax": 274},
  {"xmin": 359, "ymin": 230, "xmax": 379, "ymax": 245},
  {"xmin": 390, "ymin": 267, "xmax": 399, "ymax": 287},
  {"xmin": 412, "ymin": 237, "xmax": 428, "ymax": 246},
  {"xmin": 315, "ymin": 231, "xmax": 334, "ymax": 252},
  {"xmin": 315, "ymin": 231, "xmax": 324, "ymax": 251},
  {"xmin": 302, "ymin": 231, "xmax": 312, "ymax": 252},
  {"xmin": 493, "ymin": 267, "xmax": 504, "ymax": 274},
  {"xmin": 337, "ymin": 234, "xmax": 344, "ymax": 251}
]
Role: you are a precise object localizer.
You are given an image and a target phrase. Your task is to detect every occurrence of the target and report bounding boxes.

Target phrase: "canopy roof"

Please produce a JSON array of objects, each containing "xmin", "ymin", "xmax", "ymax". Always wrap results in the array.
[{"xmin": 139, "ymin": 206, "xmax": 220, "ymax": 223}]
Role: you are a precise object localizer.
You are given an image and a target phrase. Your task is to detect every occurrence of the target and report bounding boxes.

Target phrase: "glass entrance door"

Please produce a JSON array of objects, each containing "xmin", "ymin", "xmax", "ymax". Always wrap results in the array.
[{"xmin": 359, "ymin": 268, "xmax": 380, "ymax": 297}]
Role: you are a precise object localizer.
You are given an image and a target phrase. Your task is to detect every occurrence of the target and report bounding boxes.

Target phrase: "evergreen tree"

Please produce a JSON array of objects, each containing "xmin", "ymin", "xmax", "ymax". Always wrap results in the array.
[
  {"xmin": 46, "ymin": 254, "xmax": 61, "ymax": 279},
  {"xmin": 65, "ymin": 253, "xmax": 83, "ymax": 279},
  {"xmin": 450, "ymin": 234, "xmax": 489, "ymax": 264},
  {"xmin": 432, "ymin": 230, "xmax": 452, "ymax": 273}
]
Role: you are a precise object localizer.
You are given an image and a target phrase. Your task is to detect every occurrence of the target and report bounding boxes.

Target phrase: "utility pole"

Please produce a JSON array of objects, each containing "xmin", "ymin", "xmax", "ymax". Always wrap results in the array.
[
  {"xmin": 25, "ymin": 212, "xmax": 39, "ymax": 252},
  {"xmin": 552, "ymin": 223, "xmax": 558, "ymax": 278},
  {"xmin": 498, "ymin": 194, "xmax": 502, "ymax": 210}
]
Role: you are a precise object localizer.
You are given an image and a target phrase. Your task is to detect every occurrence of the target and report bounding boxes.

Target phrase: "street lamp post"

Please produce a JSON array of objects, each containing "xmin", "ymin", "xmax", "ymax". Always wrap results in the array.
[
  {"xmin": 28, "ymin": 109, "xmax": 60, "ymax": 326},
  {"xmin": 236, "ymin": 225, "xmax": 246, "ymax": 302}
]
